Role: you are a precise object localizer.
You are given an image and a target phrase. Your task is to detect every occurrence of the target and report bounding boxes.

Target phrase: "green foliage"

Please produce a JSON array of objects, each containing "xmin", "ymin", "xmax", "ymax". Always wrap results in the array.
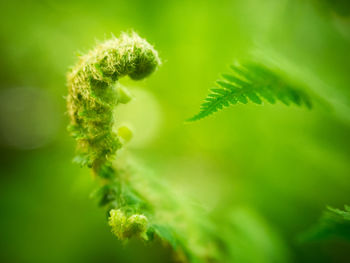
[
  {"xmin": 188, "ymin": 62, "xmax": 312, "ymax": 121},
  {"xmin": 300, "ymin": 205, "xmax": 350, "ymax": 242},
  {"xmin": 2, "ymin": 0, "xmax": 350, "ymax": 262}
]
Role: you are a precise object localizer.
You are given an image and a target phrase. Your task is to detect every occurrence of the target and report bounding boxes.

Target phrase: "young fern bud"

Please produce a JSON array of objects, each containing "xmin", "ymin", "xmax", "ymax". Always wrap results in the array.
[
  {"xmin": 108, "ymin": 209, "xmax": 148, "ymax": 240},
  {"xmin": 67, "ymin": 32, "xmax": 160, "ymax": 171},
  {"xmin": 108, "ymin": 209, "xmax": 127, "ymax": 240},
  {"xmin": 124, "ymin": 214, "xmax": 148, "ymax": 239}
]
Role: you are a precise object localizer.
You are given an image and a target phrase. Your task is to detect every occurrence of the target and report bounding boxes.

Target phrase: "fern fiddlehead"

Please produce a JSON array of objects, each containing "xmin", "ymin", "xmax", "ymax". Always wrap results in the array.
[
  {"xmin": 68, "ymin": 32, "xmax": 253, "ymax": 263},
  {"xmin": 67, "ymin": 32, "xmax": 220, "ymax": 262},
  {"xmin": 67, "ymin": 32, "xmax": 160, "ymax": 174},
  {"xmin": 67, "ymin": 32, "xmax": 160, "ymax": 238}
]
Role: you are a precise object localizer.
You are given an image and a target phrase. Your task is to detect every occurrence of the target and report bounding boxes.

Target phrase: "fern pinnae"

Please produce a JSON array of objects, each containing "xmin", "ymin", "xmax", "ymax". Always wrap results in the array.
[
  {"xmin": 188, "ymin": 62, "xmax": 312, "ymax": 121},
  {"xmin": 299, "ymin": 205, "xmax": 350, "ymax": 242}
]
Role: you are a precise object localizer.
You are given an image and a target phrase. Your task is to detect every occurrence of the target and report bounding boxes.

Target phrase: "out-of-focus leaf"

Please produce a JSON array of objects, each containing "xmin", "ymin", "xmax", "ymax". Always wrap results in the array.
[{"xmin": 300, "ymin": 205, "xmax": 350, "ymax": 242}]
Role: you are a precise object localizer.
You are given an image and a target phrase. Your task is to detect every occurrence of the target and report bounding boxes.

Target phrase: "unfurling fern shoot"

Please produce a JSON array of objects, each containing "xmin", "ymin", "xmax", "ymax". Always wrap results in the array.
[
  {"xmin": 67, "ymin": 32, "xmax": 160, "ymax": 238},
  {"xmin": 67, "ymin": 32, "xmax": 236, "ymax": 263},
  {"xmin": 67, "ymin": 32, "xmax": 160, "ymax": 176}
]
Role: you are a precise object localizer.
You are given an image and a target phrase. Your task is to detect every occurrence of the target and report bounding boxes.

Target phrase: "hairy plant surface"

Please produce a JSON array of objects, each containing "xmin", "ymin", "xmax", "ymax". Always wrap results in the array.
[{"xmin": 67, "ymin": 32, "xmax": 160, "ymax": 172}]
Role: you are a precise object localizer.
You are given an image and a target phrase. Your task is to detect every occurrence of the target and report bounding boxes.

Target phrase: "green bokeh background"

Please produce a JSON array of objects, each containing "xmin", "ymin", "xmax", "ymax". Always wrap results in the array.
[{"xmin": 0, "ymin": 0, "xmax": 349, "ymax": 262}]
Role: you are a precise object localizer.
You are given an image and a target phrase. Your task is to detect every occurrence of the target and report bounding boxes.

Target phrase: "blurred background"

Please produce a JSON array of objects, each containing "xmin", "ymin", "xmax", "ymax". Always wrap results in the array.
[{"xmin": 1, "ymin": 0, "xmax": 350, "ymax": 262}]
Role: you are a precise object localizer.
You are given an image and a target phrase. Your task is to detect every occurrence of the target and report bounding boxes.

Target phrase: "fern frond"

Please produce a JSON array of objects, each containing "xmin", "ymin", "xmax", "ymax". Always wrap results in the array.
[
  {"xmin": 67, "ymin": 33, "xmax": 220, "ymax": 262},
  {"xmin": 67, "ymin": 32, "xmax": 160, "ymax": 169},
  {"xmin": 188, "ymin": 62, "xmax": 312, "ymax": 121},
  {"xmin": 300, "ymin": 205, "xmax": 350, "ymax": 242}
]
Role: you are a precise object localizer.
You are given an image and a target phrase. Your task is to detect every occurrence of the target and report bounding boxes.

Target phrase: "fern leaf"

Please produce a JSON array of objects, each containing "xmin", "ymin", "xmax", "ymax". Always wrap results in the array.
[
  {"xmin": 300, "ymin": 205, "xmax": 350, "ymax": 242},
  {"xmin": 188, "ymin": 62, "xmax": 312, "ymax": 121}
]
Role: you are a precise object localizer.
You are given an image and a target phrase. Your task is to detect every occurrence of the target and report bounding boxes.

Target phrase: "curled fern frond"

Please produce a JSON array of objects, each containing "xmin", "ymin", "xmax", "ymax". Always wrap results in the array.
[
  {"xmin": 188, "ymin": 62, "xmax": 312, "ymax": 121},
  {"xmin": 67, "ymin": 32, "xmax": 163, "ymax": 240},
  {"xmin": 67, "ymin": 32, "xmax": 219, "ymax": 262},
  {"xmin": 67, "ymin": 32, "xmax": 160, "ymax": 172}
]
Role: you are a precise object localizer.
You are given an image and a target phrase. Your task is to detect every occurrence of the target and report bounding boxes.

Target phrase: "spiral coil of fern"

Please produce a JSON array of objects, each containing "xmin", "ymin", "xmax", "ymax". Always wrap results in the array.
[
  {"xmin": 67, "ymin": 32, "xmax": 160, "ymax": 240},
  {"xmin": 67, "ymin": 32, "xmax": 160, "ymax": 176}
]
